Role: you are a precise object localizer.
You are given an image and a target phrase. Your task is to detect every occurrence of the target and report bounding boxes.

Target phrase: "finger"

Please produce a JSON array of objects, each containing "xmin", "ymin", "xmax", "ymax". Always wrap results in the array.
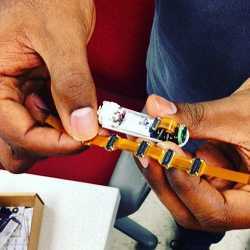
[
  {"xmin": 25, "ymin": 91, "xmax": 92, "ymax": 154},
  {"xmin": 166, "ymin": 167, "xmax": 230, "ymax": 231},
  {"xmin": 32, "ymin": 14, "xmax": 98, "ymax": 142},
  {"xmin": 25, "ymin": 93, "xmax": 50, "ymax": 123},
  {"xmin": 0, "ymin": 137, "xmax": 38, "ymax": 173},
  {"xmin": 0, "ymin": 77, "xmax": 83, "ymax": 157},
  {"xmin": 195, "ymin": 143, "xmax": 235, "ymax": 191},
  {"xmin": 222, "ymin": 188, "xmax": 250, "ymax": 229},
  {"xmin": 146, "ymin": 94, "xmax": 249, "ymax": 145},
  {"xmin": 135, "ymin": 142, "xmax": 200, "ymax": 229}
]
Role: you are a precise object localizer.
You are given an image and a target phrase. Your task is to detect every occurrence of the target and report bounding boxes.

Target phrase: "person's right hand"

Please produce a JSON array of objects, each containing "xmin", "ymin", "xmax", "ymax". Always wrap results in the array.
[{"xmin": 0, "ymin": 0, "xmax": 98, "ymax": 172}]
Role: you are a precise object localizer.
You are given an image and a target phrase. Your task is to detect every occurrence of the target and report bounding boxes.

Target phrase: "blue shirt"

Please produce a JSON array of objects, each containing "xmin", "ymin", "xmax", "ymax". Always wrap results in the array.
[{"xmin": 147, "ymin": 0, "xmax": 250, "ymax": 103}]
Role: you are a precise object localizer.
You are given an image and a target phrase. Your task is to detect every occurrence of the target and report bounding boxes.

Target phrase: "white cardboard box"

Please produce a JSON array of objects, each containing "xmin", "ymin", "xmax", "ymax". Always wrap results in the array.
[{"xmin": 0, "ymin": 170, "xmax": 120, "ymax": 250}]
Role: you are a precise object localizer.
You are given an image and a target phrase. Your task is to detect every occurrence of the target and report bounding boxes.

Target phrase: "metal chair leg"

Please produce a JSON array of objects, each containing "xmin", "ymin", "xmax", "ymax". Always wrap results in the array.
[{"xmin": 115, "ymin": 217, "xmax": 158, "ymax": 249}]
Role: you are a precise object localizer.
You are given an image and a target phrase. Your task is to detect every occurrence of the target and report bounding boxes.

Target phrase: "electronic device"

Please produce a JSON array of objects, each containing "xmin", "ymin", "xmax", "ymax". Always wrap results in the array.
[{"xmin": 97, "ymin": 101, "xmax": 189, "ymax": 147}]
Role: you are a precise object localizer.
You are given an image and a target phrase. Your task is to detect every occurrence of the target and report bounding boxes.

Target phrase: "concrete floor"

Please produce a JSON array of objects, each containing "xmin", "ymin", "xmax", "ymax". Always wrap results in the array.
[{"xmin": 110, "ymin": 192, "xmax": 250, "ymax": 250}]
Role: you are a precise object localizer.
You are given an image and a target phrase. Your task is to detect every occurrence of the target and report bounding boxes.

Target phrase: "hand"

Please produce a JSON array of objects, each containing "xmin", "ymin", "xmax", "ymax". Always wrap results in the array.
[
  {"xmin": 137, "ymin": 78, "xmax": 250, "ymax": 232},
  {"xmin": 0, "ymin": 0, "xmax": 98, "ymax": 172}
]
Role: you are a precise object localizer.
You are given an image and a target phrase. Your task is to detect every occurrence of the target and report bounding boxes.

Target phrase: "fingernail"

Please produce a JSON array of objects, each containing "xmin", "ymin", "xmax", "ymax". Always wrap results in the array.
[
  {"xmin": 139, "ymin": 157, "xmax": 149, "ymax": 168},
  {"xmin": 155, "ymin": 96, "xmax": 177, "ymax": 115},
  {"xmin": 70, "ymin": 107, "xmax": 98, "ymax": 141}
]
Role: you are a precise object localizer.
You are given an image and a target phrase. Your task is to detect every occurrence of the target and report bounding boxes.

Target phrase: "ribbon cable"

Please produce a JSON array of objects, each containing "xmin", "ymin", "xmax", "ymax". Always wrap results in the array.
[{"xmin": 45, "ymin": 115, "xmax": 250, "ymax": 185}]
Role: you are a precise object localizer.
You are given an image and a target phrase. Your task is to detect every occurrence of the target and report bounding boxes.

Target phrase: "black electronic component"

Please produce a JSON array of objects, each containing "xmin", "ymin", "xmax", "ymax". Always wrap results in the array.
[
  {"xmin": 150, "ymin": 129, "xmax": 174, "ymax": 143},
  {"xmin": 150, "ymin": 117, "xmax": 161, "ymax": 132},
  {"xmin": 161, "ymin": 149, "xmax": 174, "ymax": 168},
  {"xmin": 189, "ymin": 158, "xmax": 202, "ymax": 176},
  {"xmin": 135, "ymin": 141, "xmax": 149, "ymax": 158},
  {"xmin": 106, "ymin": 135, "xmax": 119, "ymax": 151}
]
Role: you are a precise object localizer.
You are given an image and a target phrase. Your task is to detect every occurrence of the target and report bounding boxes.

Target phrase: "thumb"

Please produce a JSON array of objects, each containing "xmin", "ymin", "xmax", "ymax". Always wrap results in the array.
[
  {"xmin": 50, "ymin": 49, "xmax": 98, "ymax": 142},
  {"xmin": 146, "ymin": 94, "xmax": 247, "ymax": 144},
  {"xmin": 33, "ymin": 21, "xmax": 98, "ymax": 141}
]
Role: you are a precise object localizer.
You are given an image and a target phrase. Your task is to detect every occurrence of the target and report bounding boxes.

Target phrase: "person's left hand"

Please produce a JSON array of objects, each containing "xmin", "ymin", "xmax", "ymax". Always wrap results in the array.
[{"xmin": 136, "ymin": 78, "xmax": 250, "ymax": 232}]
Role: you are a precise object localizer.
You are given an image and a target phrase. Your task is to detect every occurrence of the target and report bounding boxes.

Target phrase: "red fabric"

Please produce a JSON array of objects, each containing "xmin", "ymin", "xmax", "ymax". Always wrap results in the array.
[{"xmin": 28, "ymin": 0, "xmax": 154, "ymax": 185}]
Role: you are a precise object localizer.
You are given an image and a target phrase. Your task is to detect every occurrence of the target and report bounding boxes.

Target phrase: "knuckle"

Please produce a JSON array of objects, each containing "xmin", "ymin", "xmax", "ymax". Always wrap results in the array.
[{"xmin": 180, "ymin": 103, "xmax": 205, "ymax": 130}]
